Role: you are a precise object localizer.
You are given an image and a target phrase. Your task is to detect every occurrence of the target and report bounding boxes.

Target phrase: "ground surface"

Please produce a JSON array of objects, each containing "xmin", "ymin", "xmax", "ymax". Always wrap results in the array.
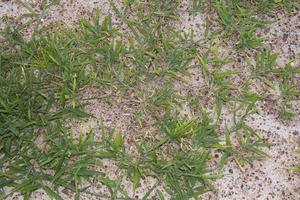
[{"xmin": 0, "ymin": 0, "xmax": 300, "ymax": 200}]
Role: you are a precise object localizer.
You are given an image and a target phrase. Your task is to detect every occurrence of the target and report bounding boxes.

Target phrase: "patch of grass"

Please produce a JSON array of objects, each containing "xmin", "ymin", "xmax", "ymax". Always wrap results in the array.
[
  {"xmin": 150, "ymin": 86, "xmax": 182, "ymax": 112},
  {"xmin": 1, "ymin": 0, "xmax": 299, "ymax": 199},
  {"xmin": 277, "ymin": 62, "xmax": 300, "ymax": 119},
  {"xmin": 248, "ymin": 49, "xmax": 300, "ymax": 118},
  {"xmin": 0, "ymin": 2, "xmax": 125, "ymax": 199},
  {"xmin": 215, "ymin": 1, "xmax": 267, "ymax": 49},
  {"xmin": 109, "ymin": 0, "xmax": 198, "ymax": 81},
  {"xmin": 192, "ymin": 0, "xmax": 206, "ymax": 16},
  {"xmin": 219, "ymin": 105, "xmax": 271, "ymax": 169},
  {"xmin": 1, "ymin": 125, "xmax": 106, "ymax": 200},
  {"xmin": 250, "ymin": 49, "xmax": 278, "ymax": 80},
  {"xmin": 192, "ymin": 0, "xmax": 299, "ymax": 49},
  {"xmin": 197, "ymin": 43, "xmax": 239, "ymax": 118}
]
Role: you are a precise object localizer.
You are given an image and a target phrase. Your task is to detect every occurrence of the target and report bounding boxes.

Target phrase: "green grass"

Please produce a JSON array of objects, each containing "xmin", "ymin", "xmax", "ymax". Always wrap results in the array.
[
  {"xmin": 0, "ymin": 0, "xmax": 299, "ymax": 199},
  {"xmin": 192, "ymin": 0, "xmax": 299, "ymax": 49},
  {"xmin": 248, "ymin": 49, "xmax": 300, "ymax": 118}
]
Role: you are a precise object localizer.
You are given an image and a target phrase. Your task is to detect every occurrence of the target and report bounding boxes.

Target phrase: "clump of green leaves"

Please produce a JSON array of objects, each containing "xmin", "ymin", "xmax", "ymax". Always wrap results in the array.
[
  {"xmin": 0, "ymin": 3, "xmax": 128, "ymax": 199},
  {"xmin": 0, "ymin": 124, "xmax": 107, "ymax": 200},
  {"xmin": 215, "ymin": 1, "xmax": 267, "ymax": 49},
  {"xmin": 219, "ymin": 106, "xmax": 271, "ymax": 169},
  {"xmin": 192, "ymin": 0, "xmax": 299, "ymax": 49},
  {"xmin": 250, "ymin": 49, "xmax": 278, "ymax": 79},
  {"xmin": 197, "ymin": 43, "xmax": 239, "ymax": 118},
  {"xmin": 248, "ymin": 49, "xmax": 300, "ymax": 118},
  {"xmin": 277, "ymin": 62, "xmax": 300, "ymax": 119}
]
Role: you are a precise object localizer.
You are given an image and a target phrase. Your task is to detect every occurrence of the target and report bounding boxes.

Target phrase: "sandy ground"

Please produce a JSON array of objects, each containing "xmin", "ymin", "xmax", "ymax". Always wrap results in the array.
[{"xmin": 0, "ymin": 0, "xmax": 299, "ymax": 199}]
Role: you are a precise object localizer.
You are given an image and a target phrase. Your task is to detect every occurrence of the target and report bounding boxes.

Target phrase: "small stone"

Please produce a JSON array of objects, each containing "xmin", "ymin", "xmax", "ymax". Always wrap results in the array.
[{"xmin": 292, "ymin": 131, "xmax": 299, "ymax": 135}]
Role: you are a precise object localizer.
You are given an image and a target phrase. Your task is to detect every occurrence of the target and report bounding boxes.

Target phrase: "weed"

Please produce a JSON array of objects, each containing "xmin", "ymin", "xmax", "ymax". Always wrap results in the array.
[
  {"xmin": 249, "ymin": 50, "xmax": 300, "ymax": 118},
  {"xmin": 277, "ymin": 62, "xmax": 300, "ymax": 118},
  {"xmin": 192, "ymin": 0, "xmax": 299, "ymax": 49}
]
